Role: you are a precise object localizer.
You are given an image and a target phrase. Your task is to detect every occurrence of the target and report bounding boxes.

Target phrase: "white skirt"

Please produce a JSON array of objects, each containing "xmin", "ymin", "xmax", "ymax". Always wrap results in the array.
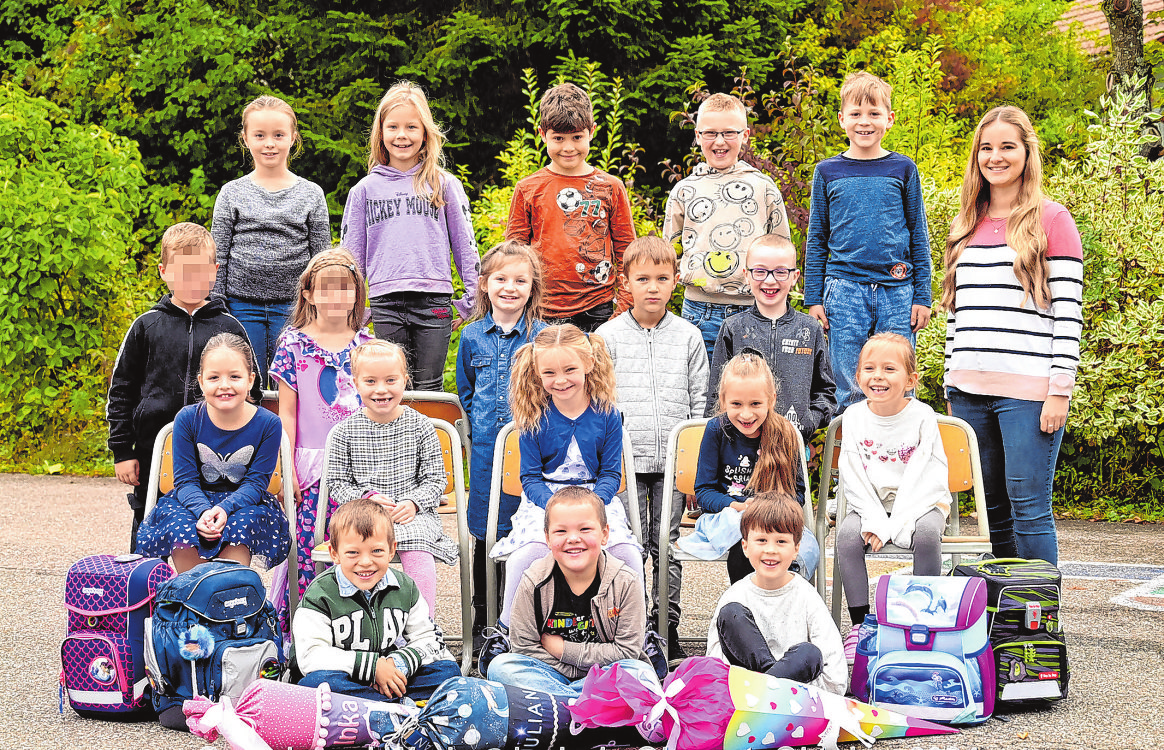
[{"xmin": 489, "ymin": 493, "xmax": 642, "ymax": 558}]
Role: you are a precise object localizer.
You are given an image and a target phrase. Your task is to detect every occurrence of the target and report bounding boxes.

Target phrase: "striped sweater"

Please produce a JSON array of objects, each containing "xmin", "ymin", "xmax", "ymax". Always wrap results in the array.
[{"xmin": 944, "ymin": 201, "xmax": 1083, "ymax": 401}]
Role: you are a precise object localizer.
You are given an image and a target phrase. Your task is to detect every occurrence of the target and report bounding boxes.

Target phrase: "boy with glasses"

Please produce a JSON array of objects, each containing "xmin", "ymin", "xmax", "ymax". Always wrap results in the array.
[{"xmin": 663, "ymin": 94, "xmax": 791, "ymax": 362}]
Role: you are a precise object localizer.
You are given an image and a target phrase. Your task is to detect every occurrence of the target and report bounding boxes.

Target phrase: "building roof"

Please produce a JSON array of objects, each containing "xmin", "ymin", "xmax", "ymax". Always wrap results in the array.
[{"xmin": 1057, "ymin": 0, "xmax": 1164, "ymax": 54}]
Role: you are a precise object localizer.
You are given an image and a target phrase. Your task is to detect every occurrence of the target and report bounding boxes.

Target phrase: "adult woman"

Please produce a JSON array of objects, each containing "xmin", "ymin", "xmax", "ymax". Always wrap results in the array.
[{"xmin": 941, "ymin": 106, "xmax": 1084, "ymax": 565}]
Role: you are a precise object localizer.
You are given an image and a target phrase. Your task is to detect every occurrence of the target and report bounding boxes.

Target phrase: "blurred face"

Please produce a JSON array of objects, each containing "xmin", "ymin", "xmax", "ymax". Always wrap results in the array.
[
  {"xmin": 244, "ymin": 109, "xmax": 295, "ymax": 172},
  {"xmin": 539, "ymin": 127, "xmax": 594, "ymax": 176},
  {"xmin": 742, "ymin": 526, "xmax": 799, "ymax": 590},
  {"xmin": 624, "ymin": 259, "xmax": 676, "ymax": 323},
  {"xmin": 382, "ymin": 103, "xmax": 426, "ymax": 170},
  {"xmin": 538, "ymin": 347, "xmax": 589, "ymax": 414},
  {"xmin": 160, "ymin": 245, "xmax": 218, "ymax": 313},
  {"xmin": 746, "ymin": 242, "xmax": 799, "ymax": 317},
  {"xmin": 483, "ymin": 258, "xmax": 534, "ymax": 322},
  {"xmin": 839, "ymin": 96, "xmax": 894, "ymax": 158},
  {"xmin": 306, "ymin": 267, "xmax": 357, "ymax": 326},
  {"xmin": 696, "ymin": 108, "xmax": 749, "ymax": 171},
  {"xmin": 857, "ymin": 344, "xmax": 917, "ymax": 417},
  {"xmin": 977, "ymin": 120, "xmax": 1027, "ymax": 194},
  {"xmin": 356, "ymin": 353, "xmax": 407, "ymax": 423},
  {"xmin": 546, "ymin": 499, "xmax": 609, "ymax": 580},
  {"xmin": 329, "ymin": 525, "xmax": 395, "ymax": 591},
  {"xmin": 721, "ymin": 375, "xmax": 772, "ymax": 438},
  {"xmin": 198, "ymin": 347, "xmax": 255, "ymax": 415}
]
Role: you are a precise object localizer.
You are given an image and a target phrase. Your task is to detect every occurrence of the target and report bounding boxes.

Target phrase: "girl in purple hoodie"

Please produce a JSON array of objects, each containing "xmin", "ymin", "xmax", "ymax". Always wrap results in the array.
[{"xmin": 340, "ymin": 81, "xmax": 481, "ymax": 391}]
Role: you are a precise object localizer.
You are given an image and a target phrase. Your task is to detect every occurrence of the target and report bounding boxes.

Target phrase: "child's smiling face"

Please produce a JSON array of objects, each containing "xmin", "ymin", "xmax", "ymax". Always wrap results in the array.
[
  {"xmin": 742, "ymin": 525, "xmax": 799, "ymax": 590},
  {"xmin": 538, "ymin": 346, "xmax": 589, "ymax": 414},
  {"xmin": 329, "ymin": 523, "xmax": 396, "ymax": 591},
  {"xmin": 721, "ymin": 374, "xmax": 772, "ymax": 438},
  {"xmin": 540, "ymin": 127, "xmax": 595, "ymax": 176},
  {"xmin": 382, "ymin": 103, "xmax": 426, "ymax": 171},
  {"xmin": 356, "ymin": 352, "xmax": 407, "ymax": 423},
  {"xmin": 198, "ymin": 347, "xmax": 255, "ymax": 415},
  {"xmin": 697, "ymin": 108, "xmax": 749, "ymax": 171},
  {"xmin": 545, "ymin": 497, "xmax": 609, "ymax": 582},
  {"xmin": 857, "ymin": 341, "xmax": 917, "ymax": 417},
  {"xmin": 839, "ymin": 95, "xmax": 894, "ymax": 158}
]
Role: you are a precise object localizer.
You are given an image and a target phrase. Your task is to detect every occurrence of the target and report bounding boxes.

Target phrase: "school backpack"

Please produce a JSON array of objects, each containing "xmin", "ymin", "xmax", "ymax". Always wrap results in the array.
[
  {"xmin": 61, "ymin": 553, "xmax": 175, "ymax": 718},
  {"xmin": 145, "ymin": 560, "xmax": 284, "ymax": 714},
  {"xmin": 952, "ymin": 558, "xmax": 1069, "ymax": 705},
  {"xmin": 851, "ymin": 575, "xmax": 996, "ymax": 725}
]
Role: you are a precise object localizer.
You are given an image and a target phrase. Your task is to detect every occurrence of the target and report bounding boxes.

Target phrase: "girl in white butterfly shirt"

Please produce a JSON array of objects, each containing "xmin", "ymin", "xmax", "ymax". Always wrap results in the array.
[{"xmin": 136, "ymin": 333, "xmax": 291, "ymax": 573}]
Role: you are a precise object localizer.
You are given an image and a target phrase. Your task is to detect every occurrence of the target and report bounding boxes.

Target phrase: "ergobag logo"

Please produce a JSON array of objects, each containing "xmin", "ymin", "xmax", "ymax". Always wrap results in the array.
[
  {"xmin": 224, "ymin": 597, "xmax": 249, "ymax": 609},
  {"xmin": 82, "ymin": 587, "xmax": 104, "ymax": 596}
]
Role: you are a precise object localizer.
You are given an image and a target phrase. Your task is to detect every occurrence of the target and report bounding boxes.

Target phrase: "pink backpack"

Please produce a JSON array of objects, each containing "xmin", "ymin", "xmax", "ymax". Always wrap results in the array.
[{"xmin": 61, "ymin": 554, "xmax": 173, "ymax": 717}]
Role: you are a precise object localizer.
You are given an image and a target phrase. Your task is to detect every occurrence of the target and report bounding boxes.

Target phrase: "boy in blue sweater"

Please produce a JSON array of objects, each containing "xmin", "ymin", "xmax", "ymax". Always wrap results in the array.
[{"xmin": 804, "ymin": 71, "xmax": 932, "ymax": 409}]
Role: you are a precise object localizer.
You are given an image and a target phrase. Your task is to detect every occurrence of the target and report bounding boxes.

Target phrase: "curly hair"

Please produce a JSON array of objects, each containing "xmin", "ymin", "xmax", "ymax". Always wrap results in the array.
[{"xmin": 509, "ymin": 325, "xmax": 617, "ymax": 432}]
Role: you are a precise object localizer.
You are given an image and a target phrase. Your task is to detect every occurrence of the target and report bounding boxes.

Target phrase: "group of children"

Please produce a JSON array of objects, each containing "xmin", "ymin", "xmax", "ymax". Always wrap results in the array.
[{"xmin": 107, "ymin": 68, "xmax": 982, "ymax": 713}]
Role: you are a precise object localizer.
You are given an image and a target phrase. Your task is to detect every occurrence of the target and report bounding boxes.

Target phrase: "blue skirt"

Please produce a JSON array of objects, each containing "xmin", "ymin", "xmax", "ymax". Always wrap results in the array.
[{"xmin": 136, "ymin": 490, "xmax": 291, "ymax": 570}]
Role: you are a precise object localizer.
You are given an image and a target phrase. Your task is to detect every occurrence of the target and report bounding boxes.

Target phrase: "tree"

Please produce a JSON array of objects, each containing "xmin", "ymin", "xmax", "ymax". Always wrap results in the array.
[{"xmin": 1102, "ymin": 0, "xmax": 1156, "ymax": 155}]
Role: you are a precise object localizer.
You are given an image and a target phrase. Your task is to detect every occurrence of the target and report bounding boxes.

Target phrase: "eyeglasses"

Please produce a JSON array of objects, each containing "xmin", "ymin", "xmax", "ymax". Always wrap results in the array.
[
  {"xmin": 747, "ymin": 267, "xmax": 797, "ymax": 282},
  {"xmin": 696, "ymin": 129, "xmax": 746, "ymax": 142}
]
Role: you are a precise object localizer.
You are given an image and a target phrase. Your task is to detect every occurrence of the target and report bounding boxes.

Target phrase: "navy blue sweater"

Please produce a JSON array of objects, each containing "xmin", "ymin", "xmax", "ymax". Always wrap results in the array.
[{"xmin": 695, "ymin": 415, "xmax": 806, "ymax": 513}]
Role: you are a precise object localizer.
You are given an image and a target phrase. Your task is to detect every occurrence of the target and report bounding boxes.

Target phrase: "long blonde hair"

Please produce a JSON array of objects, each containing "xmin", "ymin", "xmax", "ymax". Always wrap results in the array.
[
  {"xmin": 287, "ymin": 249, "xmax": 367, "ymax": 332},
  {"xmin": 942, "ymin": 105, "xmax": 1050, "ymax": 311},
  {"xmin": 473, "ymin": 241, "xmax": 545, "ymax": 331},
  {"xmin": 367, "ymin": 81, "xmax": 447, "ymax": 208},
  {"xmin": 509, "ymin": 325, "xmax": 617, "ymax": 432},
  {"xmin": 714, "ymin": 352, "xmax": 798, "ymax": 496},
  {"xmin": 239, "ymin": 94, "xmax": 302, "ymax": 164}
]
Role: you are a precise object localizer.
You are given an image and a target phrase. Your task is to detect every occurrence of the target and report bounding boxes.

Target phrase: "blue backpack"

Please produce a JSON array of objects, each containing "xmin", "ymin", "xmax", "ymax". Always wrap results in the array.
[{"xmin": 144, "ymin": 561, "xmax": 284, "ymax": 713}]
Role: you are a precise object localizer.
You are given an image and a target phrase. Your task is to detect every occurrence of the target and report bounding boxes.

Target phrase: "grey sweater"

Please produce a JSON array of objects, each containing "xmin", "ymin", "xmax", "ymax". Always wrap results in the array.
[
  {"xmin": 596, "ymin": 311, "xmax": 708, "ymax": 474},
  {"xmin": 211, "ymin": 174, "xmax": 332, "ymax": 302}
]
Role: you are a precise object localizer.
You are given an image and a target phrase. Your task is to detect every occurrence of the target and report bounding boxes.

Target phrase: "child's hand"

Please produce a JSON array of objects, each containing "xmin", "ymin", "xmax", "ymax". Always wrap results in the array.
[
  {"xmin": 541, "ymin": 633, "xmax": 566, "ymax": 659},
  {"xmin": 374, "ymin": 657, "xmax": 408, "ymax": 698},
  {"xmin": 390, "ymin": 500, "xmax": 418, "ymax": 524},
  {"xmin": 862, "ymin": 531, "xmax": 884, "ymax": 553},
  {"xmin": 197, "ymin": 507, "xmax": 227, "ymax": 541},
  {"xmin": 910, "ymin": 304, "xmax": 932, "ymax": 332},
  {"xmin": 808, "ymin": 305, "xmax": 829, "ymax": 331},
  {"xmin": 115, "ymin": 459, "xmax": 140, "ymax": 486},
  {"xmin": 368, "ymin": 493, "xmax": 395, "ymax": 509},
  {"xmin": 729, "ymin": 498, "xmax": 752, "ymax": 512},
  {"xmin": 290, "ymin": 474, "xmax": 303, "ymax": 507}
]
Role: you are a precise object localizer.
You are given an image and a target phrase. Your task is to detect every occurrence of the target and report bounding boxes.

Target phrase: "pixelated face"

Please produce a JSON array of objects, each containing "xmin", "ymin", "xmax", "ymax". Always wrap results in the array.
[
  {"xmin": 306, "ymin": 267, "xmax": 357, "ymax": 324},
  {"xmin": 198, "ymin": 347, "xmax": 255, "ymax": 415},
  {"xmin": 537, "ymin": 346, "xmax": 589, "ymax": 414},
  {"xmin": 356, "ymin": 352, "xmax": 407, "ymax": 423},
  {"xmin": 329, "ymin": 523, "xmax": 395, "ymax": 591},
  {"xmin": 839, "ymin": 97, "xmax": 894, "ymax": 158},
  {"xmin": 623, "ymin": 259, "xmax": 676, "ymax": 321},
  {"xmin": 721, "ymin": 374, "xmax": 772, "ymax": 439},
  {"xmin": 742, "ymin": 526, "xmax": 799, "ymax": 590},
  {"xmin": 746, "ymin": 242, "xmax": 799, "ymax": 316},
  {"xmin": 545, "ymin": 499, "xmax": 609, "ymax": 579},
  {"xmin": 976, "ymin": 120, "xmax": 1027, "ymax": 193},
  {"xmin": 696, "ymin": 108, "xmax": 749, "ymax": 171},
  {"xmin": 160, "ymin": 245, "xmax": 218, "ymax": 312},
  {"xmin": 482, "ymin": 257, "xmax": 534, "ymax": 321},
  {"xmin": 244, "ymin": 109, "xmax": 295, "ymax": 172},
  {"xmin": 382, "ymin": 103, "xmax": 426, "ymax": 170},
  {"xmin": 857, "ymin": 343, "xmax": 918, "ymax": 417},
  {"xmin": 540, "ymin": 127, "xmax": 595, "ymax": 176}
]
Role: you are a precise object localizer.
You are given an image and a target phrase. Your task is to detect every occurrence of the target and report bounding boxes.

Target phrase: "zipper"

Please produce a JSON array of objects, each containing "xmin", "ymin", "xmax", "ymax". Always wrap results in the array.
[
  {"xmin": 646, "ymin": 327, "xmax": 661, "ymax": 465},
  {"xmin": 185, "ymin": 313, "xmax": 196, "ymax": 406}
]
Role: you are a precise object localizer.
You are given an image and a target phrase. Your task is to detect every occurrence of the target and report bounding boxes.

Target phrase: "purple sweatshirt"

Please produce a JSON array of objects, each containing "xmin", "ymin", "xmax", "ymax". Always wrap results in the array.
[{"xmin": 339, "ymin": 164, "xmax": 480, "ymax": 318}]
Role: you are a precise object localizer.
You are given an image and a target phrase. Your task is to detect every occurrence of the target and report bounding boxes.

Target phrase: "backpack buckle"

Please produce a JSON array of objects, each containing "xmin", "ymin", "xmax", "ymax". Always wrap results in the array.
[
  {"xmin": 908, "ymin": 623, "xmax": 930, "ymax": 646},
  {"xmin": 235, "ymin": 618, "xmax": 247, "ymax": 636}
]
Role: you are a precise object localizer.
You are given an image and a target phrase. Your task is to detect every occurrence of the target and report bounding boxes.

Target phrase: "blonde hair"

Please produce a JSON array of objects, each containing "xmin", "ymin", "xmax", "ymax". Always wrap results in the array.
[
  {"xmin": 368, "ymin": 81, "xmax": 447, "ymax": 208},
  {"xmin": 714, "ymin": 352, "xmax": 798, "ymax": 496},
  {"xmin": 745, "ymin": 233, "xmax": 797, "ymax": 265},
  {"xmin": 544, "ymin": 486, "xmax": 608, "ymax": 534},
  {"xmin": 509, "ymin": 325, "xmax": 617, "ymax": 432},
  {"xmin": 473, "ymin": 241, "xmax": 544, "ymax": 329},
  {"xmin": 839, "ymin": 71, "xmax": 893, "ymax": 110},
  {"xmin": 160, "ymin": 222, "xmax": 214, "ymax": 266},
  {"xmin": 287, "ymin": 249, "xmax": 367, "ymax": 332},
  {"xmin": 942, "ymin": 105, "xmax": 1049, "ymax": 311},
  {"xmin": 697, "ymin": 93, "xmax": 748, "ymax": 121},
  {"xmin": 350, "ymin": 339, "xmax": 409, "ymax": 384},
  {"xmin": 622, "ymin": 235, "xmax": 678, "ymax": 276},
  {"xmin": 239, "ymin": 95, "xmax": 302, "ymax": 163},
  {"xmin": 858, "ymin": 332, "xmax": 917, "ymax": 378}
]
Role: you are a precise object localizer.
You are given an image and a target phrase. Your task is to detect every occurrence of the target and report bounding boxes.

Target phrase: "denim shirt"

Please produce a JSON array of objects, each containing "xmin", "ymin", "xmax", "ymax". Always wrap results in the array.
[{"xmin": 455, "ymin": 312, "xmax": 547, "ymax": 538}]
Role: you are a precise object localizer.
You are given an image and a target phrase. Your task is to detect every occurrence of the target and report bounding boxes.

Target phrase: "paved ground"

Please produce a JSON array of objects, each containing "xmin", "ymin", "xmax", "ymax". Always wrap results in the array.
[{"xmin": 4, "ymin": 473, "xmax": 1163, "ymax": 749}]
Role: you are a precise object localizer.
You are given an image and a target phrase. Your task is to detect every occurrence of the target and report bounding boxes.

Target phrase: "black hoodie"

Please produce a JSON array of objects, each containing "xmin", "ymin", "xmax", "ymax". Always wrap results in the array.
[{"xmin": 106, "ymin": 294, "xmax": 262, "ymax": 463}]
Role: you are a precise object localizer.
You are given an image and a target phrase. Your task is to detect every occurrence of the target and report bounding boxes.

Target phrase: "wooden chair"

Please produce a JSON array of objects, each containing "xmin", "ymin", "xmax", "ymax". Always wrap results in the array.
[
  {"xmin": 143, "ymin": 422, "xmax": 299, "ymax": 619},
  {"xmin": 814, "ymin": 414, "xmax": 992, "ymax": 626},
  {"xmin": 402, "ymin": 391, "xmax": 471, "ymax": 514}
]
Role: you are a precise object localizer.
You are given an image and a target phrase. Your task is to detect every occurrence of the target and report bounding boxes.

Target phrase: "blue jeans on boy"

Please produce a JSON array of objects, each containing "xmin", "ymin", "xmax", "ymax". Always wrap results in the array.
[
  {"xmin": 487, "ymin": 654, "xmax": 657, "ymax": 698},
  {"xmin": 227, "ymin": 298, "xmax": 292, "ymax": 388},
  {"xmin": 947, "ymin": 388, "xmax": 1063, "ymax": 565},
  {"xmin": 370, "ymin": 291, "xmax": 454, "ymax": 391},
  {"xmin": 821, "ymin": 277, "xmax": 914, "ymax": 410},
  {"xmin": 682, "ymin": 297, "xmax": 751, "ymax": 363},
  {"xmin": 298, "ymin": 658, "xmax": 462, "ymax": 703}
]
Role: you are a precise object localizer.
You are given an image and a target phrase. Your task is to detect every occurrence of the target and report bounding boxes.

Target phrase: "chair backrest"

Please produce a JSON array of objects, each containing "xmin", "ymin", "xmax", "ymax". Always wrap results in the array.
[
  {"xmin": 157, "ymin": 431, "xmax": 283, "ymax": 496},
  {"xmin": 435, "ymin": 422, "xmax": 457, "ymax": 496},
  {"xmin": 260, "ymin": 390, "xmax": 279, "ymax": 415},
  {"xmin": 498, "ymin": 424, "xmax": 630, "ymax": 498},
  {"xmin": 674, "ymin": 422, "xmax": 707, "ymax": 495},
  {"xmin": 404, "ymin": 396, "xmax": 465, "ymax": 431},
  {"xmin": 828, "ymin": 422, "xmax": 973, "ymax": 494}
]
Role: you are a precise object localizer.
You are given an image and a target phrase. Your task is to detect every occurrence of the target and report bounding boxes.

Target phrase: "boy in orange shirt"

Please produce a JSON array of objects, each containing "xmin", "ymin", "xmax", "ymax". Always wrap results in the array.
[{"xmin": 505, "ymin": 83, "xmax": 636, "ymax": 331}]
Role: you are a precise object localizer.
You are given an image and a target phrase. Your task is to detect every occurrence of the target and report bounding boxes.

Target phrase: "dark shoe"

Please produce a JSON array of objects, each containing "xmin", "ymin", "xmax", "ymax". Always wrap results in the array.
[
  {"xmin": 477, "ymin": 624, "xmax": 510, "ymax": 677},
  {"xmin": 643, "ymin": 629, "xmax": 668, "ymax": 680},
  {"xmin": 158, "ymin": 705, "xmax": 188, "ymax": 731},
  {"xmin": 471, "ymin": 623, "xmax": 487, "ymax": 657},
  {"xmin": 666, "ymin": 626, "xmax": 689, "ymax": 669}
]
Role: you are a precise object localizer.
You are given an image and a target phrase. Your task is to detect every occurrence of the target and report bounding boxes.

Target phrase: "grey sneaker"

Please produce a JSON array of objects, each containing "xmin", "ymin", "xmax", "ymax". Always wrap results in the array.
[
  {"xmin": 643, "ymin": 629, "xmax": 669, "ymax": 680},
  {"xmin": 476, "ymin": 624, "xmax": 510, "ymax": 677}
]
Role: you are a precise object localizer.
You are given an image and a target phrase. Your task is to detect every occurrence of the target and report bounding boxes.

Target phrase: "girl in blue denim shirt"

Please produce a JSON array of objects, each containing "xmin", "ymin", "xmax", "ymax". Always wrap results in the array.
[{"xmin": 456, "ymin": 241, "xmax": 547, "ymax": 645}]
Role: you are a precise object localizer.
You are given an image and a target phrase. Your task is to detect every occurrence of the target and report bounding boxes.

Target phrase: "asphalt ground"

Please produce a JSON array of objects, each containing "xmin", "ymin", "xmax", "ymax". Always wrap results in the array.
[{"xmin": 3, "ymin": 473, "xmax": 1162, "ymax": 750}]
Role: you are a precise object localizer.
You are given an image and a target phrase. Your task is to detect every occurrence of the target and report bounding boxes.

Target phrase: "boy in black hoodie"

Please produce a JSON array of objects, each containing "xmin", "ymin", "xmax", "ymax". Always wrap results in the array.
[{"xmin": 107, "ymin": 222, "xmax": 261, "ymax": 549}]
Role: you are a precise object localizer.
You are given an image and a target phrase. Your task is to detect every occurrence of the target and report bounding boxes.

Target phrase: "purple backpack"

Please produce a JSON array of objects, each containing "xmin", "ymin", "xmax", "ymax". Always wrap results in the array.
[{"xmin": 61, "ymin": 554, "xmax": 174, "ymax": 717}]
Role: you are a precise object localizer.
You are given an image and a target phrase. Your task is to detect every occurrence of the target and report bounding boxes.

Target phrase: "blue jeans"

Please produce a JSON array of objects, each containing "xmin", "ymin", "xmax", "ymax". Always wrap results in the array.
[
  {"xmin": 681, "ymin": 297, "xmax": 750, "ymax": 364},
  {"xmin": 546, "ymin": 300, "xmax": 614, "ymax": 334},
  {"xmin": 486, "ymin": 653, "xmax": 657, "ymax": 698},
  {"xmin": 298, "ymin": 659, "xmax": 462, "ymax": 703},
  {"xmin": 226, "ymin": 298, "xmax": 292, "ymax": 388},
  {"xmin": 370, "ymin": 292, "xmax": 454, "ymax": 391},
  {"xmin": 821, "ymin": 277, "xmax": 914, "ymax": 410},
  {"xmin": 948, "ymin": 388, "xmax": 1063, "ymax": 565}
]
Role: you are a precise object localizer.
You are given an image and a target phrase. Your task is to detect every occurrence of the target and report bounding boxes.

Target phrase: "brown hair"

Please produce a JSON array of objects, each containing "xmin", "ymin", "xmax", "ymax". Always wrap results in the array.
[
  {"xmin": 199, "ymin": 332, "xmax": 257, "ymax": 402},
  {"xmin": 714, "ymin": 352, "xmax": 798, "ymax": 496},
  {"xmin": 239, "ymin": 94, "xmax": 303, "ymax": 164},
  {"xmin": 622, "ymin": 235, "xmax": 679, "ymax": 276},
  {"xmin": 509, "ymin": 325, "xmax": 617, "ymax": 432},
  {"xmin": 740, "ymin": 491, "xmax": 803, "ymax": 544},
  {"xmin": 858, "ymin": 332, "xmax": 918, "ymax": 379},
  {"xmin": 367, "ymin": 81, "xmax": 448, "ymax": 208},
  {"xmin": 350, "ymin": 339, "xmax": 409, "ymax": 384},
  {"xmin": 287, "ymin": 249, "xmax": 368, "ymax": 332},
  {"xmin": 160, "ymin": 222, "xmax": 215, "ymax": 266},
  {"xmin": 538, "ymin": 83, "xmax": 594, "ymax": 133},
  {"xmin": 328, "ymin": 497, "xmax": 395, "ymax": 549},
  {"xmin": 543, "ymin": 486, "xmax": 608, "ymax": 534},
  {"xmin": 696, "ymin": 92, "xmax": 748, "ymax": 122},
  {"xmin": 839, "ymin": 71, "xmax": 893, "ymax": 110},
  {"xmin": 473, "ymin": 241, "xmax": 545, "ymax": 330},
  {"xmin": 942, "ymin": 105, "xmax": 1050, "ymax": 311}
]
